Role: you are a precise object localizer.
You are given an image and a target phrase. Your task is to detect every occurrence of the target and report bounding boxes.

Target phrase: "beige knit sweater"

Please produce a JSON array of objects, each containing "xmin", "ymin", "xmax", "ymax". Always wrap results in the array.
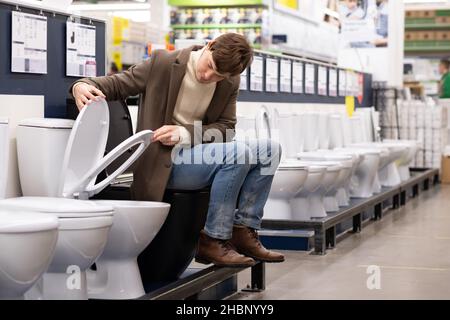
[{"xmin": 173, "ymin": 47, "xmax": 216, "ymax": 146}]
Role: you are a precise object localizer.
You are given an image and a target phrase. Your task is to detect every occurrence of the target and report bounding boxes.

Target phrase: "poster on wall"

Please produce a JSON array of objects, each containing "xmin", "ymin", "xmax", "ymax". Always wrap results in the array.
[
  {"xmin": 337, "ymin": 0, "xmax": 388, "ymax": 49},
  {"xmin": 11, "ymin": 11, "xmax": 47, "ymax": 74},
  {"xmin": 66, "ymin": 21, "xmax": 97, "ymax": 77}
]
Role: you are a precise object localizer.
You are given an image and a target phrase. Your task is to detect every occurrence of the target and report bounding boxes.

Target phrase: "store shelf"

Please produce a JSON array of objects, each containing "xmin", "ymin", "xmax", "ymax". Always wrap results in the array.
[
  {"xmin": 169, "ymin": 0, "xmax": 264, "ymax": 7},
  {"xmin": 405, "ymin": 46, "xmax": 450, "ymax": 52},
  {"xmin": 405, "ymin": 23, "xmax": 450, "ymax": 30},
  {"xmin": 171, "ymin": 23, "xmax": 261, "ymax": 29}
]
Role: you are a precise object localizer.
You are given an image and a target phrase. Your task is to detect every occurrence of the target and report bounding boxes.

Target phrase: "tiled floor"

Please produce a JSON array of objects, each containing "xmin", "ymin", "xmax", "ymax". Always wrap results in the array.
[{"xmin": 233, "ymin": 184, "xmax": 450, "ymax": 300}]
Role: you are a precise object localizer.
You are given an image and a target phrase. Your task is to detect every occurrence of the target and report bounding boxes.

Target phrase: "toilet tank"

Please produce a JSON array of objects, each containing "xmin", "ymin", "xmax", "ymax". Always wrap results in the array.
[{"xmin": 16, "ymin": 118, "xmax": 74, "ymax": 197}]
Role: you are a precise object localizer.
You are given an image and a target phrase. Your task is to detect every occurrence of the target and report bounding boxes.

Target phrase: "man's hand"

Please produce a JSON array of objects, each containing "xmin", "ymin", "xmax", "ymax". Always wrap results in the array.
[
  {"xmin": 152, "ymin": 125, "xmax": 182, "ymax": 146},
  {"xmin": 73, "ymin": 82, "xmax": 106, "ymax": 111}
]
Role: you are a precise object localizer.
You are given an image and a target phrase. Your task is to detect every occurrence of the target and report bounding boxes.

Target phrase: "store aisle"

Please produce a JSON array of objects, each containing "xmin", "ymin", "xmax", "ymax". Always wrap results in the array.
[{"xmin": 234, "ymin": 185, "xmax": 450, "ymax": 300}]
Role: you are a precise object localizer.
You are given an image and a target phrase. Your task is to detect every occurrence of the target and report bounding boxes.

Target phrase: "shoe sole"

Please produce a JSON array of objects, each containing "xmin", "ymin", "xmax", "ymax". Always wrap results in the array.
[
  {"xmin": 195, "ymin": 257, "xmax": 256, "ymax": 268},
  {"xmin": 241, "ymin": 253, "xmax": 285, "ymax": 263}
]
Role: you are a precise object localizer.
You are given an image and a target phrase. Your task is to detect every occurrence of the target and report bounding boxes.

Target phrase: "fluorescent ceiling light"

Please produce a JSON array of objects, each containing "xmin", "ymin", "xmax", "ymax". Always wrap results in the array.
[{"xmin": 69, "ymin": 3, "xmax": 151, "ymax": 11}]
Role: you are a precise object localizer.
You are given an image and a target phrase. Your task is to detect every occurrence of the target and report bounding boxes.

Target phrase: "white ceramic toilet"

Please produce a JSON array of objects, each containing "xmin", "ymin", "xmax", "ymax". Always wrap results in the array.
[
  {"xmin": 237, "ymin": 108, "xmax": 309, "ymax": 220},
  {"xmin": 383, "ymin": 139, "xmax": 419, "ymax": 181},
  {"xmin": 269, "ymin": 109, "xmax": 344, "ymax": 219},
  {"xmin": 0, "ymin": 119, "xmax": 60, "ymax": 300},
  {"xmin": 2, "ymin": 100, "xmax": 170, "ymax": 300},
  {"xmin": 329, "ymin": 113, "xmax": 382, "ymax": 198}
]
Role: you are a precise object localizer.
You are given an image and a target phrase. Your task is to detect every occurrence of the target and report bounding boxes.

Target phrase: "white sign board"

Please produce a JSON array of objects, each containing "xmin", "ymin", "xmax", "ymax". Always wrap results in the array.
[
  {"xmin": 292, "ymin": 61, "xmax": 304, "ymax": 94},
  {"xmin": 11, "ymin": 11, "xmax": 47, "ymax": 74},
  {"xmin": 239, "ymin": 68, "xmax": 248, "ymax": 91},
  {"xmin": 265, "ymin": 58, "xmax": 279, "ymax": 92},
  {"xmin": 250, "ymin": 56, "xmax": 263, "ymax": 92},
  {"xmin": 329, "ymin": 68, "xmax": 337, "ymax": 97},
  {"xmin": 280, "ymin": 59, "xmax": 292, "ymax": 93},
  {"xmin": 318, "ymin": 66, "xmax": 328, "ymax": 96},
  {"xmin": 305, "ymin": 63, "xmax": 315, "ymax": 95},
  {"xmin": 66, "ymin": 22, "xmax": 97, "ymax": 77},
  {"xmin": 339, "ymin": 70, "xmax": 346, "ymax": 96}
]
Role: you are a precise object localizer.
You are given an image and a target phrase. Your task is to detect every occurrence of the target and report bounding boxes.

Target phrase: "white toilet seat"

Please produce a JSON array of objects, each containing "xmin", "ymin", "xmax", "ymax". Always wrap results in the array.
[{"xmin": 0, "ymin": 211, "xmax": 58, "ymax": 233}]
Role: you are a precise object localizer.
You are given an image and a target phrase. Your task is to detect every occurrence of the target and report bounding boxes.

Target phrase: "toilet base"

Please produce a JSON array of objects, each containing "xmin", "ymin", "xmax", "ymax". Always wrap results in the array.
[
  {"xmin": 337, "ymin": 188, "xmax": 350, "ymax": 207},
  {"xmin": 379, "ymin": 163, "xmax": 401, "ymax": 187},
  {"xmin": 324, "ymin": 194, "xmax": 339, "ymax": 212},
  {"xmin": 398, "ymin": 165, "xmax": 410, "ymax": 182},
  {"xmin": 372, "ymin": 174, "xmax": 382, "ymax": 194},
  {"xmin": 87, "ymin": 258, "xmax": 144, "ymax": 300},
  {"xmin": 264, "ymin": 199, "xmax": 292, "ymax": 220},
  {"xmin": 290, "ymin": 197, "xmax": 311, "ymax": 221},
  {"xmin": 26, "ymin": 271, "xmax": 88, "ymax": 300}
]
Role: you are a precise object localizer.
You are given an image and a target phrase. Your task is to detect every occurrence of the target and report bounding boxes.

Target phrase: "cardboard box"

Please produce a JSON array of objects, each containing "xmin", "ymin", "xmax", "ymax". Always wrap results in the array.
[
  {"xmin": 406, "ymin": 11, "xmax": 414, "ymax": 18},
  {"xmin": 416, "ymin": 31, "xmax": 436, "ymax": 41},
  {"xmin": 422, "ymin": 10, "xmax": 436, "ymax": 18},
  {"xmin": 435, "ymin": 16, "xmax": 449, "ymax": 24},
  {"xmin": 435, "ymin": 31, "xmax": 450, "ymax": 41},
  {"xmin": 441, "ymin": 156, "xmax": 450, "ymax": 183}
]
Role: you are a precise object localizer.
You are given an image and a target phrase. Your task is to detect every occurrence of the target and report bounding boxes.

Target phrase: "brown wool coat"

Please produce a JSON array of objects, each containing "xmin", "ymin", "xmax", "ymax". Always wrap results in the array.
[{"xmin": 71, "ymin": 46, "xmax": 240, "ymax": 201}]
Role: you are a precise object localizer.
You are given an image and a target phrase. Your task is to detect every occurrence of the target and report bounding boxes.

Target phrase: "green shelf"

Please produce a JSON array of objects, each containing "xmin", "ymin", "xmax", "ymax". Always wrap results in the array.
[
  {"xmin": 171, "ymin": 23, "xmax": 261, "ymax": 29},
  {"xmin": 405, "ymin": 23, "xmax": 450, "ymax": 30},
  {"xmin": 169, "ymin": 0, "xmax": 263, "ymax": 7}
]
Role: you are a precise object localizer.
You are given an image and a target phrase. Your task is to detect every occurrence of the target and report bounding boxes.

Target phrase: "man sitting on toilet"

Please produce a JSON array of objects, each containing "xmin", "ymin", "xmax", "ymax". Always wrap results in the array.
[{"xmin": 70, "ymin": 33, "xmax": 284, "ymax": 267}]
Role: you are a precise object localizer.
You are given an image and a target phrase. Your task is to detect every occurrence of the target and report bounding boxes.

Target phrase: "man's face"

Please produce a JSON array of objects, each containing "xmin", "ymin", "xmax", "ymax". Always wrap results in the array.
[
  {"xmin": 439, "ymin": 63, "xmax": 449, "ymax": 75},
  {"xmin": 196, "ymin": 43, "xmax": 229, "ymax": 84},
  {"xmin": 345, "ymin": 0, "xmax": 358, "ymax": 10}
]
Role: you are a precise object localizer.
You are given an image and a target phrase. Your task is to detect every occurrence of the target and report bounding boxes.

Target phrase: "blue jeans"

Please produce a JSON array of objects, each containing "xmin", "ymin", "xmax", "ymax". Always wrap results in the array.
[{"xmin": 167, "ymin": 139, "xmax": 281, "ymax": 240}]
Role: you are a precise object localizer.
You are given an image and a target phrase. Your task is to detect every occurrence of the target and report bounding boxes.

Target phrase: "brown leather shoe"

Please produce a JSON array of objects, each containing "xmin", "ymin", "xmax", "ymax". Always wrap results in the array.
[
  {"xmin": 195, "ymin": 230, "xmax": 256, "ymax": 268},
  {"xmin": 230, "ymin": 225, "xmax": 285, "ymax": 263}
]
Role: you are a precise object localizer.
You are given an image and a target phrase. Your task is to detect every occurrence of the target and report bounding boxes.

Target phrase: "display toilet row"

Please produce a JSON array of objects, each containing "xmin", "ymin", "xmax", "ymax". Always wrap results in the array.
[
  {"xmin": 0, "ymin": 100, "xmax": 171, "ymax": 300},
  {"xmin": 235, "ymin": 105, "xmax": 420, "ymax": 222}
]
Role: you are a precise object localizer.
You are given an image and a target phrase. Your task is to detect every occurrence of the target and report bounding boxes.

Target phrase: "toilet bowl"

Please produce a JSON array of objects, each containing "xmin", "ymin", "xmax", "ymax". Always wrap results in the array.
[
  {"xmin": 5, "ymin": 99, "xmax": 169, "ymax": 300},
  {"xmin": 297, "ymin": 152, "xmax": 354, "ymax": 211},
  {"xmin": 0, "ymin": 210, "xmax": 59, "ymax": 300},
  {"xmin": 383, "ymin": 139, "xmax": 419, "ymax": 181},
  {"xmin": 269, "ymin": 109, "xmax": 345, "ymax": 219},
  {"xmin": 0, "ymin": 120, "xmax": 60, "ymax": 300},
  {"xmin": 290, "ymin": 160, "xmax": 342, "ymax": 219},
  {"xmin": 350, "ymin": 115, "xmax": 408, "ymax": 187},
  {"xmin": 0, "ymin": 197, "xmax": 114, "ymax": 300},
  {"xmin": 237, "ymin": 107, "xmax": 309, "ymax": 221},
  {"xmin": 87, "ymin": 200, "xmax": 169, "ymax": 299}
]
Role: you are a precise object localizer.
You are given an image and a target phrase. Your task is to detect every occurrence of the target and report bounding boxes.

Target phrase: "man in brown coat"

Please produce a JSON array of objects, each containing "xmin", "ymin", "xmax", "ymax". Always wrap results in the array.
[{"xmin": 71, "ymin": 33, "xmax": 284, "ymax": 267}]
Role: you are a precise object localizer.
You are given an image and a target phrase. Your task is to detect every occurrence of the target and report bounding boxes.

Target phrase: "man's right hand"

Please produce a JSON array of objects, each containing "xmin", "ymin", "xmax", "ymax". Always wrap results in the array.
[{"xmin": 73, "ymin": 82, "xmax": 106, "ymax": 111}]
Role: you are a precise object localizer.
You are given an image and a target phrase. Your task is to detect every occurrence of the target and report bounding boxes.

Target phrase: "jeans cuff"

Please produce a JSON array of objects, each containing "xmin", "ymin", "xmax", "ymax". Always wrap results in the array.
[
  {"xmin": 233, "ymin": 217, "xmax": 261, "ymax": 230},
  {"xmin": 203, "ymin": 228, "xmax": 232, "ymax": 241}
]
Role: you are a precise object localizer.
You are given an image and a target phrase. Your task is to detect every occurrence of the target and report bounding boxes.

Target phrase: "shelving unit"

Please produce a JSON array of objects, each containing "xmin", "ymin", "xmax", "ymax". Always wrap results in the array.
[{"xmin": 171, "ymin": 23, "xmax": 261, "ymax": 29}]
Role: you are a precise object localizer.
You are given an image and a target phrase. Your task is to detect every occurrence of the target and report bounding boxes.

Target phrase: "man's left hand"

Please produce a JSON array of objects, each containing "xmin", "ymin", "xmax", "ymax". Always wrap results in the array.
[{"xmin": 152, "ymin": 125, "xmax": 181, "ymax": 146}]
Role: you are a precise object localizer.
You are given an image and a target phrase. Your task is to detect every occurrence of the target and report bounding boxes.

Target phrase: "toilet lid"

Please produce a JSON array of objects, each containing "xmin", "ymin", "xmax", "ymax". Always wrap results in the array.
[
  {"xmin": 279, "ymin": 159, "xmax": 308, "ymax": 170},
  {"xmin": 0, "ymin": 211, "xmax": 58, "ymax": 233},
  {"xmin": 0, "ymin": 197, "xmax": 114, "ymax": 218},
  {"xmin": 18, "ymin": 118, "xmax": 74, "ymax": 129},
  {"xmin": 0, "ymin": 118, "xmax": 8, "ymax": 124},
  {"xmin": 59, "ymin": 99, "xmax": 153, "ymax": 198}
]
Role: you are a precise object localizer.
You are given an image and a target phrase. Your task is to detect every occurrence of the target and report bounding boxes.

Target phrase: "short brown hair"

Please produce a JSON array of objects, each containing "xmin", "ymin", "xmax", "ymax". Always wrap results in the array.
[
  {"xmin": 441, "ymin": 59, "xmax": 450, "ymax": 70},
  {"xmin": 209, "ymin": 33, "xmax": 253, "ymax": 76}
]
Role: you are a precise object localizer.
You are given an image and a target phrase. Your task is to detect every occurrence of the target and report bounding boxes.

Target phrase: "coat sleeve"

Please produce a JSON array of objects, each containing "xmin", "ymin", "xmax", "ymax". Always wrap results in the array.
[
  {"xmin": 181, "ymin": 83, "xmax": 238, "ymax": 146},
  {"xmin": 69, "ymin": 57, "xmax": 154, "ymax": 101}
]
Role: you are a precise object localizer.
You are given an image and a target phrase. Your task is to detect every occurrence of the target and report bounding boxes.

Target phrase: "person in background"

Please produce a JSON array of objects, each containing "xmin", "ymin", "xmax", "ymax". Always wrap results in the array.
[
  {"xmin": 439, "ymin": 59, "xmax": 450, "ymax": 99},
  {"xmin": 339, "ymin": 0, "xmax": 365, "ymax": 20}
]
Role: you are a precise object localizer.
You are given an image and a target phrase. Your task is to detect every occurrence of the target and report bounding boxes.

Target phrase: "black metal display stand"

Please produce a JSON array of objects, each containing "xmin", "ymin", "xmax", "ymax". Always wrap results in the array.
[{"xmin": 261, "ymin": 168, "xmax": 439, "ymax": 255}]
